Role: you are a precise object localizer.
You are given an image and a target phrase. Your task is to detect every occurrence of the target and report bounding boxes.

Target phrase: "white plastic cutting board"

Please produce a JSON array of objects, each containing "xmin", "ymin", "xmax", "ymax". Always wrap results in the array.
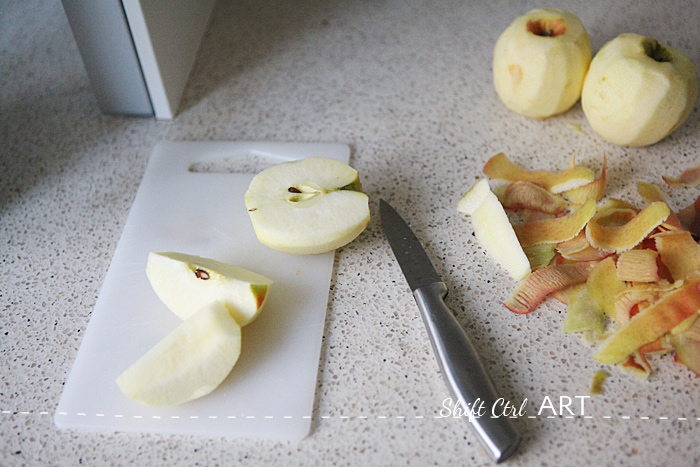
[{"xmin": 55, "ymin": 141, "xmax": 350, "ymax": 440}]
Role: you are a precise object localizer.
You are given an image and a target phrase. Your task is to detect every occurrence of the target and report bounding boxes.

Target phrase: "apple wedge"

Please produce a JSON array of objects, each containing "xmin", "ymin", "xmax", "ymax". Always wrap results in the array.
[
  {"xmin": 244, "ymin": 157, "xmax": 370, "ymax": 255},
  {"xmin": 458, "ymin": 179, "xmax": 531, "ymax": 280},
  {"xmin": 116, "ymin": 301, "xmax": 241, "ymax": 407},
  {"xmin": 146, "ymin": 252, "xmax": 272, "ymax": 326}
]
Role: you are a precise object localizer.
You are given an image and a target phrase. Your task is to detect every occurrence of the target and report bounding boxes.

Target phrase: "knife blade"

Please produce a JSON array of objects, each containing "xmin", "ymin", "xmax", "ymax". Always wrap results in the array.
[{"xmin": 380, "ymin": 199, "xmax": 521, "ymax": 463}]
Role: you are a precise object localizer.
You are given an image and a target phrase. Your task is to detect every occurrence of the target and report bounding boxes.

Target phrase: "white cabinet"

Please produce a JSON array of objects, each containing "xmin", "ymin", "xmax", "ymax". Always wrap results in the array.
[{"xmin": 61, "ymin": 0, "xmax": 216, "ymax": 119}]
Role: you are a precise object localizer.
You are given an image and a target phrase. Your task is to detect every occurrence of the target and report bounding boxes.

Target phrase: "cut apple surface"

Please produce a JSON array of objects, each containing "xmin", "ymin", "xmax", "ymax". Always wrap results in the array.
[
  {"xmin": 458, "ymin": 179, "xmax": 531, "ymax": 280},
  {"xmin": 146, "ymin": 252, "xmax": 272, "ymax": 326},
  {"xmin": 116, "ymin": 301, "xmax": 242, "ymax": 407},
  {"xmin": 244, "ymin": 157, "xmax": 370, "ymax": 255}
]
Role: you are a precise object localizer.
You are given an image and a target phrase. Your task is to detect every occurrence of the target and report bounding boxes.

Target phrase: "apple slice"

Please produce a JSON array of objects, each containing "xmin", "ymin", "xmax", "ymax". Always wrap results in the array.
[
  {"xmin": 458, "ymin": 179, "xmax": 531, "ymax": 280},
  {"xmin": 244, "ymin": 157, "xmax": 370, "ymax": 255},
  {"xmin": 146, "ymin": 252, "xmax": 272, "ymax": 326},
  {"xmin": 116, "ymin": 301, "xmax": 241, "ymax": 407}
]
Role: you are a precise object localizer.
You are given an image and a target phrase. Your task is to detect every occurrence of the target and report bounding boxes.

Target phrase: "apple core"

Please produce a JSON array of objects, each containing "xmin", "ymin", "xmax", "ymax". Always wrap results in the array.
[
  {"xmin": 526, "ymin": 19, "xmax": 566, "ymax": 37},
  {"xmin": 643, "ymin": 39, "xmax": 673, "ymax": 63}
]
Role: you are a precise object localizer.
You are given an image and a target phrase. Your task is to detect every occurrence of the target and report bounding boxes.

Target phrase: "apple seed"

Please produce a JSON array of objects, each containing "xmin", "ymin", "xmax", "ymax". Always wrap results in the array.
[{"xmin": 194, "ymin": 268, "xmax": 210, "ymax": 280}]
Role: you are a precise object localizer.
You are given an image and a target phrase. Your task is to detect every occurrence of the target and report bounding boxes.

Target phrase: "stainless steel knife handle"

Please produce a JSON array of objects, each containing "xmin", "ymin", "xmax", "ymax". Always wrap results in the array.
[{"xmin": 413, "ymin": 282, "xmax": 521, "ymax": 463}]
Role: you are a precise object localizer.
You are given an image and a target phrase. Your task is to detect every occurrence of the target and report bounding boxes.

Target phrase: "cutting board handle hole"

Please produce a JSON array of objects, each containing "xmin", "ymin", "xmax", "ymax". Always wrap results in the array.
[{"xmin": 188, "ymin": 153, "xmax": 285, "ymax": 174}]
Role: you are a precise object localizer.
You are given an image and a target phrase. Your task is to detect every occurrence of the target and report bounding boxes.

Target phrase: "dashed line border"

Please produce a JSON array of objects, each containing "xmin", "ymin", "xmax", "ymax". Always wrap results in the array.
[{"xmin": 3, "ymin": 411, "xmax": 699, "ymax": 422}]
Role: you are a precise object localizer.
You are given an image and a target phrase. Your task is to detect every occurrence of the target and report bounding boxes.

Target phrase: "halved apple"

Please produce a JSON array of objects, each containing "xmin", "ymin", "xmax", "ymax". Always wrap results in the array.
[
  {"xmin": 116, "ymin": 301, "xmax": 241, "ymax": 407},
  {"xmin": 244, "ymin": 157, "xmax": 370, "ymax": 255},
  {"xmin": 146, "ymin": 251, "xmax": 272, "ymax": 326}
]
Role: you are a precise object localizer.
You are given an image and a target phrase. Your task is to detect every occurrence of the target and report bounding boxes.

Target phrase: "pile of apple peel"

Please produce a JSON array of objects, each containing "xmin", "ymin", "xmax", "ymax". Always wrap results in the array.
[
  {"xmin": 116, "ymin": 252, "xmax": 272, "ymax": 407},
  {"xmin": 459, "ymin": 153, "xmax": 700, "ymax": 381}
]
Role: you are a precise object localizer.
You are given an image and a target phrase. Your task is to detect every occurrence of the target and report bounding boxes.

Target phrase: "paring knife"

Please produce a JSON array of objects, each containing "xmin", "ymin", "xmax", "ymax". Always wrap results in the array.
[{"xmin": 380, "ymin": 199, "xmax": 521, "ymax": 464}]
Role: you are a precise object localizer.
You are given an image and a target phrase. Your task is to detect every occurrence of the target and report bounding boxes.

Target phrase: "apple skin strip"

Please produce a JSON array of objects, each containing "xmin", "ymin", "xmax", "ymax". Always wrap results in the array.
[
  {"xmin": 615, "ymin": 249, "xmax": 660, "ymax": 283},
  {"xmin": 585, "ymin": 201, "xmax": 670, "ymax": 253},
  {"xmin": 614, "ymin": 281, "xmax": 679, "ymax": 324},
  {"xmin": 619, "ymin": 352, "xmax": 652, "ymax": 380},
  {"xmin": 655, "ymin": 230, "xmax": 700, "ymax": 281},
  {"xmin": 593, "ymin": 271, "xmax": 700, "ymax": 365},
  {"xmin": 590, "ymin": 370, "xmax": 608, "ymax": 395},
  {"xmin": 559, "ymin": 245, "xmax": 611, "ymax": 262},
  {"xmin": 556, "ymin": 231, "xmax": 589, "ymax": 255},
  {"xmin": 563, "ymin": 154, "xmax": 607, "ymax": 204},
  {"xmin": 562, "ymin": 284, "xmax": 605, "ymax": 334},
  {"xmin": 522, "ymin": 243, "xmax": 557, "ymax": 271},
  {"xmin": 514, "ymin": 199, "xmax": 597, "ymax": 248},
  {"xmin": 636, "ymin": 181, "xmax": 684, "ymax": 230},
  {"xmin": 671, "ymin": 336, "xmax": 700, "ymax": 376},
  {"xmin": 679, "ymin": 315, "xmax": 700, "ymax": 341},
  {"xmin": 636, "ymin": 181, "xmax": 667, "ymax": 204},
  {"xmin": 557, "ymin": 231, "xmax": 611, "ymax": 262},
  {"xmin": 504, "ymin": 261, "xmax": 598, "ymax": 314},
  {"xmin": 550, "ymin": 283, "xmax": 578, "ymax": 306},
  {"xmin": 638, "ymin": 336, "xmax": 674, "ymax": 355},
  {"xmin": 483, "ymin": 152, "xmax": 595, "ymax": 193},
  {"xmin": 670, "ymin": 317, "xmax": 700, "ymax": 375},
  {"xmin": 587, "ymin": 257, "xmax": 626, "ymax": 320},
  {"xmin": 676, "ymin": 194, "xmax": 700, "ymax": 237},
  {"xmin": 662, "ymin": 161, "xmax": 700, "ymax": 188},
  {"xmin": 497, "ymin": 181, "xmax": 567, "ymax": 215}
]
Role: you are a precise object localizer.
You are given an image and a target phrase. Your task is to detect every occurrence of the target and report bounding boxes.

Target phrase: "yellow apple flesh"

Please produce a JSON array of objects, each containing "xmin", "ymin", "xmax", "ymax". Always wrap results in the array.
[
  {"xmin": 146, "ymin": 252, "xmax": 272, "ymax": 326},
  {"xmin": 493, "ymin": 8, "xmax": 592, "ymax": 118},
  {"xmin": 582, "ymin": 33, "xmax": 699, "ymax": 146},
  {"xmin": 245, "ymin": 157, "xmax": 370, "ymax": 255},
  {"xmin": 116, "ymin": 301, "xmax": 242, "ymax": 407},
  {"xmin": 458, "ymin": 179, "xmax": 531, "ymax": 280}
]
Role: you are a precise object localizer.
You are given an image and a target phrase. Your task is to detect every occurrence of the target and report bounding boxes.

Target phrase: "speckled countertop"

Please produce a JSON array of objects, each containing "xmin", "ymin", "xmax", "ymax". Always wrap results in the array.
[{"xmin": 2, "ymin": 0, "xmax": 700, "ymax": 465}]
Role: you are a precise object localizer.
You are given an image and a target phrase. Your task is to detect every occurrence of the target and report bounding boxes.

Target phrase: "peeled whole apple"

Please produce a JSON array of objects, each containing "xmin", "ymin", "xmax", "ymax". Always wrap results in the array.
[
  {"xmin": 116, "ymin": 301, "xmax": 242, "ymax": 407},
  {"xmin": 244, "ymin": 157, "xmax": 370, "ymax": 255},
  {"xmin": 493, "ymin": 8, "xmax": 592, "ymax": 118},
  {"xmin": 581, "ymin": 33, "xmax": 698, "ymax": 147},
  {"xmin": 146, "ymin": 252, "xmax": 272, "ymax": 326}
]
